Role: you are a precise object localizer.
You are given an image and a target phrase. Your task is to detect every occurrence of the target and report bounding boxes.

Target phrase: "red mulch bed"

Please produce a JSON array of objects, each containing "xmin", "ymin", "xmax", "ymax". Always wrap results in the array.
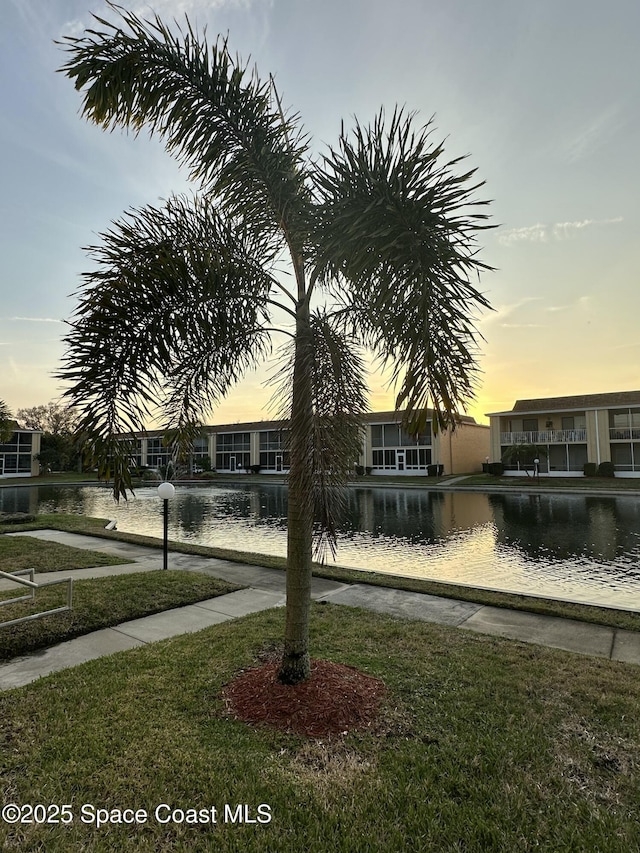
[{"xmin": 222, "ymin": 659, "xmax": 386, "ymax": 738}]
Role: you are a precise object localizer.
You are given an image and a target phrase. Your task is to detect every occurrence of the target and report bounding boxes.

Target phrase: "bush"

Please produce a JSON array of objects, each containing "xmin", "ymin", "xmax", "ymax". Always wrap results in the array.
[
  {"xmin": 0, "ymin": 512, "xmax": 36, "ymax": 525},
  {"xmin": 249, "ymin": 465, "xmax": 262, "ymax": 474},
  {"xmin": 583, "ymin": 462, "xmax": 597, "ymax": 477},
  {"xmin": 597, "ymin": 461, "xmax": 615, "ymax": 478},
  {"xmin": 488, "ymin": 462, "xmax": 504, "ymax": 476},
  {"xmin": 354, "ymin": 464, "xmax": 364, "ymax": 476}
]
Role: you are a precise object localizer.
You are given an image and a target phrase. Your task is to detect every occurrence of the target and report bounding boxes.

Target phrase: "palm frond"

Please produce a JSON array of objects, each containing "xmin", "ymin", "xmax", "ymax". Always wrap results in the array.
[
  {"xmin": 313, "ymin": 107, "xmax": 493, "ymax": 433},
  {"xmin": 0, "ymin": 400, "xmax": 14, "ymax": 444},
  {"xmin": 58, "ymin": 3, "xmax": 311, "ymax": 244},
  {"xmin": 57, "ymin": 195, "xmax": 274, "ymax": 498},
  {"xmin": 272, "ymin": 310, "xmax": 368, "ymax": 559}
]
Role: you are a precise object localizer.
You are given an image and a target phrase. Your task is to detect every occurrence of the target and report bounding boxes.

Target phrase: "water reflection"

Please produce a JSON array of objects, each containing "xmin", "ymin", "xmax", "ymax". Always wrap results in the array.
[
  {"xmin": 2, "ymin": 483, "xmax": 640, "ymax": 609},
  {"xmin": 489, "ymin": 493, "xmax": 640, "ymax": 563}
]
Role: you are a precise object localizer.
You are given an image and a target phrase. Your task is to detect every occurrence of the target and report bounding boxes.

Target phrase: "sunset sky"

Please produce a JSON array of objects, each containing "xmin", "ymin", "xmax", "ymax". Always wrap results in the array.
[{"xmin": 1, "ymin": 0, "xmax": 638, "ymax": 426}]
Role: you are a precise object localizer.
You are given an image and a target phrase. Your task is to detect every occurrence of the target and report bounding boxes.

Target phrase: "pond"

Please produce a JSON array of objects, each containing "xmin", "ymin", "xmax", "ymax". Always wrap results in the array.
[{"xmin": 2, "ymin": 482, "xmax": 640, "ymax": 611}]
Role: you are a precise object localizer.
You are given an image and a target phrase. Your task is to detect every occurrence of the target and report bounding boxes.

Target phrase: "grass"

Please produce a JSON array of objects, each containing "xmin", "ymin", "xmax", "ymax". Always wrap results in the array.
[
  {"xmin": 454, "ymin": 473, "xmax": 640, "ymax": 491},
  {"xmin": 0, "ymin": 570, "xmax": 240, "ymax": 661},
  {"xmin": 0, "ymin": 533, "xmax": 131, "ymax": 574},
  {"xmin": 0, "ymin": 471, "xmax": 102, "ymax": 486},
  {"xmin": 1, "ymin": 605, "xmax": 639, "ymax": 851},
  {"xmin": 3, "ymin": 512, "xmax": 640, "ymax": 634}
]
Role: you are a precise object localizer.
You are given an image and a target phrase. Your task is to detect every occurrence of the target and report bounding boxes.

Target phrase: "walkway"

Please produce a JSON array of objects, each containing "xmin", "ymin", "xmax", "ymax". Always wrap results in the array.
[{"xmin": 2, "ymin": 529, "xmax": 639, "ymax": 691}]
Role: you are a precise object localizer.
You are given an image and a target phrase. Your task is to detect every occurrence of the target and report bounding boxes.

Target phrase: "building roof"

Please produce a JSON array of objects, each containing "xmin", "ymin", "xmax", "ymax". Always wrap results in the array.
[
  {"xmin": 126, "ymin": 409, "xmax": 478, "ymax": 439},
  {"xmin": 487, "ymin": 390, "xmax": 640, "ymax": 417}
]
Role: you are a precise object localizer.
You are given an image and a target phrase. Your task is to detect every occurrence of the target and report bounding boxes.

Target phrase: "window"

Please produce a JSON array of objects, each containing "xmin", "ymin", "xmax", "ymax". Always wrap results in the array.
[
  {"xmin": 383, "ymin": 424, "xmax": 399, "ymax": 446},
  {"xmin": 259, "ymin": 430, "xmax": 290, "ymax": 470},
  {"xmin": 146, "ymin": 437, "xmax": 174, "ymax": 467},
  {"xmin": 568, "ymin": 444, "xmax": 588, "ymax": 470},
  {"xmin": 370, "ymin": 425, "xmax": 383, "ymax": 446},
  {"xmin": 370, "ymin": 422, "xmax": 431, "ymax": 448},
  {"xmin": 215, "ymin": 433, "xmax": 251, "ymax": 470},
  {"xmin": 370, "ymin": 421, "xmax": 432, "ymax": 469},
  {"xmin": 259, "ymin": 430, "xmax": 288, "ymax": 451},
  {"xmin": 217, "ymin": 432, "xmax": 250, "ymax": 451},
  {"xmin": 522, "ymin": 418, "xmax": 538, "ymax": 432},
  {"xmin": 192, "ymin": 436, "xmax": 208, "ymax": 454},
  {"xmin": 610, "ymin": 410, "xmax": 629, "ymax": 429},
  {"xmin": 611, "ymin": 443, "xmax": 632, "ymax": 470}
]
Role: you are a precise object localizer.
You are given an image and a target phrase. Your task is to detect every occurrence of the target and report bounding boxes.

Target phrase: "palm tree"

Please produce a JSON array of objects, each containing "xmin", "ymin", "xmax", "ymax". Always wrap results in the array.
[
  {"xmin": 502, "ymin": 443, "xmax": 548, "ymax": 476},
  {"xmin": 0, "ymin": 399, "xmax": 14, "ymax": 444},
  {"xmin": 57, "ymin": 5, "xmax": 493, "ymax": 684}
]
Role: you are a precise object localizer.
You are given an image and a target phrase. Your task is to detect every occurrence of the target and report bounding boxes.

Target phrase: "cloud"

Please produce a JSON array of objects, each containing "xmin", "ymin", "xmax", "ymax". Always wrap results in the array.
[
  {"xmin": 498, "ymin": 217, "xmax": 623, "ymax": 246},
  {"xmin": 497, "ymin": 223, "xmax": 548, "ymax": 246},
  {"xmin": 551, "ymin": 218, "xmax": 623, "ymax": 240},
  {"xmin": 10, "ymin": 317, "xmax": 63, "ymax": 324}
]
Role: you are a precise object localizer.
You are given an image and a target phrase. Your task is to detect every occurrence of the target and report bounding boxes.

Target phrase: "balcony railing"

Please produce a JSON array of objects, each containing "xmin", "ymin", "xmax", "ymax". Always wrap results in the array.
[
  {"xmin": 609, "ymin": 428, "xmax": 640, "ymax": 441},
  {"xmin": 500, "ymin": 429, "xmax": 587, "ymax": 445}
]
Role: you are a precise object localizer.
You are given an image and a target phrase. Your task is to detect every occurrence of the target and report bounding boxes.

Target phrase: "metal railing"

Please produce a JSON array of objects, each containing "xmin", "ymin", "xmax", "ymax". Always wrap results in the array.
[
  {"xmin": 500, "ymin": 429, "xmax": 587, "ymax": 445},
  {"xmin": 0, "ymin": 569, "xmax": 73, "ymax": 628},
  {"xmin": 609, "ymin": 428, "xmax": 640, "ymax": 441}
]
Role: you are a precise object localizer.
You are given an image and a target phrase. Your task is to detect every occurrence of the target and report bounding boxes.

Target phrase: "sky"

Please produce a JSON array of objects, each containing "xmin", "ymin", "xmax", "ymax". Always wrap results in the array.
[{"xmin": 1, "ymin": 0, "xmax": 639, "ymax": 427}]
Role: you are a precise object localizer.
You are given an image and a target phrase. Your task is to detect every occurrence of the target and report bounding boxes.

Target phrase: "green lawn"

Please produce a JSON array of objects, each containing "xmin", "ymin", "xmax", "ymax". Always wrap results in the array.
[
  {"xmin": 1, "ymin": 605, "xmax": 639, "ymax": 852},
  {"xmin": 0, "ymin": 570, "xmax": 240, "ymax": 661},
  {"xmin": 453, "ymin": 473, "xmax": 640, "ymax": 491},
  {"xmin": 0, "ymin": 524, "xmax": 239, "ymax": 660},
  {"xmin": 0, "ymin": 533, "xmax": 130, "ymax": 574}
]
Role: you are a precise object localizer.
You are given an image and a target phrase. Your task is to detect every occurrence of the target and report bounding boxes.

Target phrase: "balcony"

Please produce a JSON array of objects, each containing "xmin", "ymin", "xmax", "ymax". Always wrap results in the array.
[
  {"xmin": 500, "ymin": 429, "xmax": 587, "ymax": 445},
  {"xmin": 609, "ymin": 428, "xmax": 640, "ymax": 441}
]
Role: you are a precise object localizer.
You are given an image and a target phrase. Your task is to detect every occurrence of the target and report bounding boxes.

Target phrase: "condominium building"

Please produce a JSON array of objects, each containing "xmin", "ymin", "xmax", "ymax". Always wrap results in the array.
[
  {"xmin": 0, "ymin": 427, "xmax": 42, "ymax": 478},
  {"xmin": 487, "ymin": 390, "xmax": 640, "ymax": 476},
  {"xmin": 129, "ymin": 410, "xmax": 489, "ymax": 477}
]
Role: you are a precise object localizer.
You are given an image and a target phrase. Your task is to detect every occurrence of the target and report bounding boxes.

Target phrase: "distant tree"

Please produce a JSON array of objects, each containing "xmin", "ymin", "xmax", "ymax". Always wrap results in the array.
[
  {"xmin": 0, "ymin": 400, "xmax": 14, "ymax": 443},
  {"xmin": 16, "ymin": 401, "xmax": 80, "ymax": 435},
  {"xmin": 58, "ymin": 7, "xmax": 493, "ymax": 684},
  {"xmin": 17, "ymin": 401, "xmax": 82, "ymax": 473}
]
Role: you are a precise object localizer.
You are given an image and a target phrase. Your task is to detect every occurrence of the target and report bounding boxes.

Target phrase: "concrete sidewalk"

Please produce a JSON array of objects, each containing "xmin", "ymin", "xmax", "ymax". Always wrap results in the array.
[{"xmin": 2, "ymin": 529, "xmax": 639, "ymax": 691}]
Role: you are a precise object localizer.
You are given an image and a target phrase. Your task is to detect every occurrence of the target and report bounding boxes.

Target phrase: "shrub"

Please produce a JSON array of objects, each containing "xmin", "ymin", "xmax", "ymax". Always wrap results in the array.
[
  {"xmin": 488, "ymin": 462, "xmax": 504, "ymax": 476},
  {"xmin": 583, "ymin": 462, "xmax": 597, "ymax": 477},
  {"xmin": 597, "ymin": 461, "xmax": 615, "ymax": 478},
  {"xmin": 354, "ymin": 464, "xmax": 365, "ymax": 476}
]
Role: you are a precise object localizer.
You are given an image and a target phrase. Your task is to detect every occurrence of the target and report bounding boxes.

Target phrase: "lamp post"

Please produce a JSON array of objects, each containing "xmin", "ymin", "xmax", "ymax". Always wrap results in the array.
[
  {"xmin": 534, "ymin": 458, "xmax": 540, "ymax": 482},
  {"xmin": 157, "ymin": 482, "xmax": 175, "ymax": 570}
]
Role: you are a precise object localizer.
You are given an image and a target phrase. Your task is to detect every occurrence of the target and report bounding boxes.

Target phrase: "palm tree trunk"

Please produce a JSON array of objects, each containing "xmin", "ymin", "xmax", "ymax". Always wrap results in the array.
[{"xmin": 278, "ymin": 295, "xmax": 314, "ymax": 685}]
